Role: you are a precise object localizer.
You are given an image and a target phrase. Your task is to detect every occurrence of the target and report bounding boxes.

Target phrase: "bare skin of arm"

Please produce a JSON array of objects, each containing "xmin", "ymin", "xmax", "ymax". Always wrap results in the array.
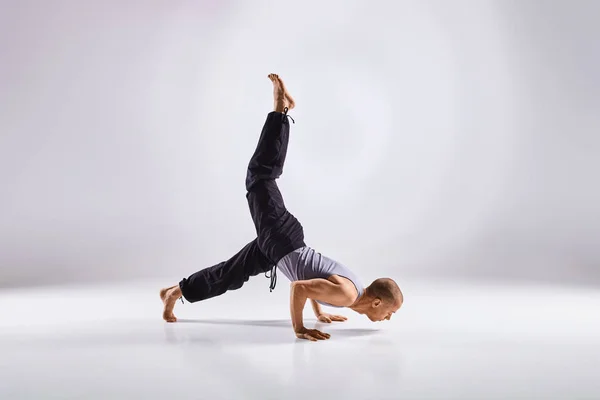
[
  {"xmin": 310, "ymin": 299, "xmax": 323, "ymax": 317},
  {"xmin": 310, "ymin": 299, "xmax": 349, "ymax": 323},
  {"xmin": 291, "ymin": 277, "xmax": 356, "ymax": 341}
]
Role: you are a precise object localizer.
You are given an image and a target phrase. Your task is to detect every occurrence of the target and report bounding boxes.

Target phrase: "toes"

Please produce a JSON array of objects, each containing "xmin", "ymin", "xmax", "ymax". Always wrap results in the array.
[{"xmin": 164, "ymin": 314, "xmax": 177, "ymax": 323}]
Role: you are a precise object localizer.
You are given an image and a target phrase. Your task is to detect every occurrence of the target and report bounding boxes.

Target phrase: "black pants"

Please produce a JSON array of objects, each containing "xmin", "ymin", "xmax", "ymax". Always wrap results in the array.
[{"xmin": 178, "ymin": 110, "xmax": 306, "ymax": 303}]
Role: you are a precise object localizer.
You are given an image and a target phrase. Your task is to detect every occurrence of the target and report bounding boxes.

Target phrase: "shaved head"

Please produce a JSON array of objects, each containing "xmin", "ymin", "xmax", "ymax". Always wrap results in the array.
[{"xmin": 366, "ymin": 278, "xmax": 403, "ymax": 305}]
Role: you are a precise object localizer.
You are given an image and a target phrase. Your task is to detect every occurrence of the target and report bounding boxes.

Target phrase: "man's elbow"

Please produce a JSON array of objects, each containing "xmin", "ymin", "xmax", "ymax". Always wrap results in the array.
[{"xmin": 290, "ymin": 281, "xmax": 306, "ymax": 296}]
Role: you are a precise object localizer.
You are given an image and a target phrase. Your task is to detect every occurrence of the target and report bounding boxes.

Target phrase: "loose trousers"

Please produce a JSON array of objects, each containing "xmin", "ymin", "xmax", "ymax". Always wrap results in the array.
[{"xmin": 178, "ymin": 110, "xmax": 306, "ymax": 302}]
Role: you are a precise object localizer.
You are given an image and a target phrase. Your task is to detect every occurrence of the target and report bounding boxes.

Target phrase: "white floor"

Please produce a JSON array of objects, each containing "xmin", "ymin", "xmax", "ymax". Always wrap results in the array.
[{"xmin": 1, "ymin": 277, "xmax": 599, "ymax": 400}]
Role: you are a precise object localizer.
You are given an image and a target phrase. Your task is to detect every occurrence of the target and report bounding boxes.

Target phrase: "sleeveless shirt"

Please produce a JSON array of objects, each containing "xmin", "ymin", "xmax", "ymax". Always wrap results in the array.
[{"xmin": 276, "ymin": 246, "xmax": 364, "ymax": 308}]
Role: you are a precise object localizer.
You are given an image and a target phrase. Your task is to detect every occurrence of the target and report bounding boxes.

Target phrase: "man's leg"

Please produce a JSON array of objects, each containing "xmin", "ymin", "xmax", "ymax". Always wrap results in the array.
[
  {"xmin": 245, "ymin": 74, "xmax": 305, "ymax": 273},
  {"xmin": 160, "ymin": 239, "xmax": 272, "ymax": 322},
  {"xmin": 159, "ymin": 74, "xmax": 303, "ymax": 321}
]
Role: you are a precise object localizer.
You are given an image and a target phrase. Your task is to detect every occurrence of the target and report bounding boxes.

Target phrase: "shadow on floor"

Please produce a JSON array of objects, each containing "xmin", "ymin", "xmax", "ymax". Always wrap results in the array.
[
  {"xmin": 176, "ymin": 318, "xmax": 293, "ymax": 327},
  {"xmin": 177, "ymin": 318, "xmax": 381, "ymax": 336},
  {"xmin": 165, "ymin": 319, "xmax": 379, "ymax": 346}
]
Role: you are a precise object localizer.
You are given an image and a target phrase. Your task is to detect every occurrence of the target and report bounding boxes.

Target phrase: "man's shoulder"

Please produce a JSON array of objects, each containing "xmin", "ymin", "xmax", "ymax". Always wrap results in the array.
[{"xmin": 327, "ymin": 275, "xmax": 359, "ymax": 301}]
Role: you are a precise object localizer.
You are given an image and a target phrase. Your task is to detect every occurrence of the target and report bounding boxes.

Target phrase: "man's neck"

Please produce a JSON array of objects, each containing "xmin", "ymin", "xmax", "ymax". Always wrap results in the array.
[{"xmin": 348, "ymin": 293, "xmax": 370, "ymax": 314}]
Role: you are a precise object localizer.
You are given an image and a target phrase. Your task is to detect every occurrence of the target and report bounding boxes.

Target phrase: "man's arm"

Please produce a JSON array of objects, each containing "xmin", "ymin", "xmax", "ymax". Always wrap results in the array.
[
  {"xmin": 310, "ymin": 299, "xmax": 323, "ymax": 318},
  {"xmin": 310, "ymin": 299, "xmax": 349, "ymax": 323},
  {"xmin": 290, "ymin": 278, "xmax": 355, "ymax": 341}
]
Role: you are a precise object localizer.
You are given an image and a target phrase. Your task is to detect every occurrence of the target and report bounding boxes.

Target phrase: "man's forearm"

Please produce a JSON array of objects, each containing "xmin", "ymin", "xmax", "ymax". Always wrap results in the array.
[
  {"xmin": 290, "ymin": 282, "xmax": 308, "ymax": 331},
  {"xmin": 310, "ymin": 299, "xmax": 323, "ymax": 317}
]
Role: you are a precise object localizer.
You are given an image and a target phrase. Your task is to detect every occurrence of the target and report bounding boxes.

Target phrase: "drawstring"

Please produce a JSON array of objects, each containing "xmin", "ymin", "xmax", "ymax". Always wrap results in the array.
[
  {"xmin": 283, "ymin": 107, "xmax": 295, "ymax": 124},
  {"xmin": 265, "ymin": 266, "xmax": 277, "ymax": 292},
  {"xmin": 179, "ymin": 296, "xmax": 184, "ymax": 304}
]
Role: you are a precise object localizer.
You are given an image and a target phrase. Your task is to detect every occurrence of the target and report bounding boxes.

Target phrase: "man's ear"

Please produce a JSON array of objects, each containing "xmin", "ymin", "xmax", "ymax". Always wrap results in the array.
[{"xmin": 372, "ymin": 298, "xmax": 382, "ymax": 307}]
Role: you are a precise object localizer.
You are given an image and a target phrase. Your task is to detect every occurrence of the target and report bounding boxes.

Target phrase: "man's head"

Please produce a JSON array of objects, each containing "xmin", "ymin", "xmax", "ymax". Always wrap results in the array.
[{"xmin": 360, "ymin": 278, "xmax": 403, "ymax": 322}]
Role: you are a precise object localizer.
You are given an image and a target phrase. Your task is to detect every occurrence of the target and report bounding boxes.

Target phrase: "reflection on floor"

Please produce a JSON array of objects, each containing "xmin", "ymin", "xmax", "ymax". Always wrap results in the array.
[{"xmin": 1, "ymin": 278, "xmax": 599, "ymax": 399}]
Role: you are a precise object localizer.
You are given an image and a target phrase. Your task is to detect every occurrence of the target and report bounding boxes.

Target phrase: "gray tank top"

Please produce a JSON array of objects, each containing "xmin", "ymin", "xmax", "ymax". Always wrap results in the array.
[{"xmin": 276, "ymin": 246, "xmax": 364, "ymax": 308}]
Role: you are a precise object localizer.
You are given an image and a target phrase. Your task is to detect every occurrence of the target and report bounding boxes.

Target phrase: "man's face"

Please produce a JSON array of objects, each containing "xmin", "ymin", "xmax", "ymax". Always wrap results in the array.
[{"xmin": 366, "ymin": 298, "xmax": 402, "ymax": 322}]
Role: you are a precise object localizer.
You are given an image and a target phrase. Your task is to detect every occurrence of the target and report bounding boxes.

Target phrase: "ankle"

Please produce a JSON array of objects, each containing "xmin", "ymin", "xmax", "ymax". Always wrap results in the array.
[
  {"xmin": 274, "ymin": 101, "xmax": 288, "ymax": 113},
  {"xmin": 168, "ymin": 286, "xmax": 182, "ymax": 299}
]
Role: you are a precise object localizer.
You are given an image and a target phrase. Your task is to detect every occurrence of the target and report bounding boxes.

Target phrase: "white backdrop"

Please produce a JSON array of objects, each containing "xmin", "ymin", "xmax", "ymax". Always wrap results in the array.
[{"xmin": 1, "ymin": 0, "xmax": 598, "ymax": 288}]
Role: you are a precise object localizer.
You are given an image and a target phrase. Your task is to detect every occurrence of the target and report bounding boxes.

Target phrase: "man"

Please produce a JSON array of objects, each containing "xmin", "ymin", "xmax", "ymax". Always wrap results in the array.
[{"xmin": 160, "ymin": 74, "xmax": 403, "ymax": 341}]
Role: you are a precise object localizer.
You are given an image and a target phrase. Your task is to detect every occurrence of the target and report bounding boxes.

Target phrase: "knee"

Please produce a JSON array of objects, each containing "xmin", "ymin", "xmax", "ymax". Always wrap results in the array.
[
  {"xmin": 227, "ymin": 273, "xmax": 250, "ymax": 291},
  {"xmin": 245, "ymin": 168, "xmax": 262, "ymax": 192},
  {"xmin": 246, "ymin": 167, "xmax": 282, "ymax": 191},
  {"xmin": 245, "ymin": 174, "xmax": 274, "ymax": 194},
  {"xmin": 245, "ymin": 172, "xmax": 255, "ymax": 192}
]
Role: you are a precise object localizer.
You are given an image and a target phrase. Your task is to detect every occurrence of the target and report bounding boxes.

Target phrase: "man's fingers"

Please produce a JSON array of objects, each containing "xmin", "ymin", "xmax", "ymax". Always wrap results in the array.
[
  {"xmin": 318, "ymin": 315, "xmax": 332, "ymax": 323},
  {"xmin": 331, "ymin": 315, "xmax": 347, "ymax": 321},
  {"xmin": 315, "ymin": 331, "xmax": 331, "ymax": 340},
  {"xmin": 310, "ymin": 330, "xmax": 330, "ymax": 340},
  {"xmin": 298, "ymin": 329, "xmax": 331, "ymax": 341}
]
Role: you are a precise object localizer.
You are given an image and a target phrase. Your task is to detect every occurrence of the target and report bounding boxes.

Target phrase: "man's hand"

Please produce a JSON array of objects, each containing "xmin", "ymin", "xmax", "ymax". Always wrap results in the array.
[
  {"xmin": 317, "ymin": 313, "xmax": 348, "ymax": 323},
  {"xmin": 290, "ymin": 279, "xmax": 355, "ymax": 343},
  {"xmin": 295, "ymin": 326, "xmax": 331, "ymax": 341}
]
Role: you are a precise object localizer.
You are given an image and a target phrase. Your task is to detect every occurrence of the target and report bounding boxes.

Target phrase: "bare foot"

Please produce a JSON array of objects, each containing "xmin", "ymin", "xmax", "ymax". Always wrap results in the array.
[
  {"xmin": 160, "ymin": 285, "xmax": 182, "ymax": 322},
  {"xmin": 268, "ymin": 73, "xmax": 295, "ymax": 112}
]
